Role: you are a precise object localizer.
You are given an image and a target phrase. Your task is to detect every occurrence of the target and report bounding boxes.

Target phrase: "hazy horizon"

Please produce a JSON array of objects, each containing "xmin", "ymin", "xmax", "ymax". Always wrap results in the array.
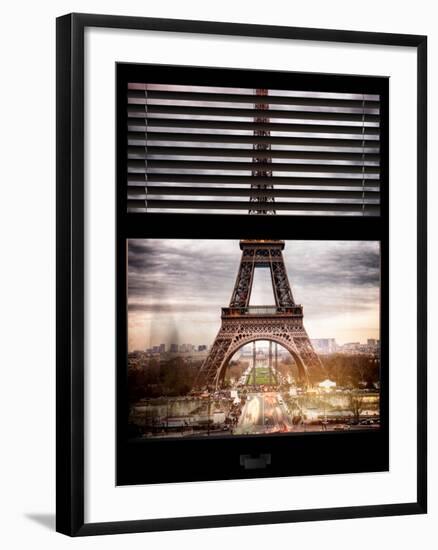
[{"xmin": 127, "ymin": 239, "xmax": 380, "ymax": 351}]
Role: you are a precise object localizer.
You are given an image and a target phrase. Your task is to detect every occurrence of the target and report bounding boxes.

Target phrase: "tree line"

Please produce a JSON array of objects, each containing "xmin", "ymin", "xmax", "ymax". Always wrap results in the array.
[
  {"xmin": 128, "ymin": 357, "xmax": 201, "ymax": 401},
  {"xmin": 128, "ymin": 352, "xmax": 380, "ymax": 404}
]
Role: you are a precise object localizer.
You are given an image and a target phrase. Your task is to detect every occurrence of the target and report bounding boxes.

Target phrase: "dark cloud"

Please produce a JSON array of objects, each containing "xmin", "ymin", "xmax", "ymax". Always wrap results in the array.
[
  {"xmin": 128, "ymin": 303, "xmax": 213, "ymax": 313},
  {"xmin": 128, "ymin": 239, "xmax": 379, "ymax": 306},
  {"xmin": 127, "ymin": 239, "xmax": 380, "ymax": 348},
  {"xmin": 287, "ymin": 243, "xmax": 380, "ymax": 287},
  {"xmin": 128, "ymin": 239, "xmax": 238, "ymax": 308}
]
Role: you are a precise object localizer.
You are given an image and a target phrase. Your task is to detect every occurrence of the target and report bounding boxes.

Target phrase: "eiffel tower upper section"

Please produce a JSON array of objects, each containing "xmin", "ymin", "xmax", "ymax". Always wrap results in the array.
[{"xmin": 194, "ymin": 89, "xmax": 326, "ymax": 388}]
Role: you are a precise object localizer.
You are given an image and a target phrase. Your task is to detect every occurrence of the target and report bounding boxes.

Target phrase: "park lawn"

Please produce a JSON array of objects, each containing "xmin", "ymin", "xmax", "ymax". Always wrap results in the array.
[{"xmin": 246, "ymin": 367, "xmax": 277, "ymax": 385}]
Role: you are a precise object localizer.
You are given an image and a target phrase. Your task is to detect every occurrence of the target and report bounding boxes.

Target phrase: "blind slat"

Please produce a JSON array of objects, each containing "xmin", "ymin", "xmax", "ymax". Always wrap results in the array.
[
  {"xmin": 128, "ymin": 160, "xmax": 379, "ymax": 175},
  {"xmin": 127, "ymin": 199, "xmax": 380, "ymax": 214},
  {"xmin": 128, "ymin": 186, "xmax": 379, "ymax": 200},
  {"xmin": 128, "ymin": 89, "xmax": 380, "ymax": 109},
  {"xmin": 127, "ymin": 174, "xmax": 379, "ymax": 188},
  {"xmin": 128, "ymin": 118, "xmax": 380, "ymax": 136},
  {"xmin": 128, "ymin": 131, "xmax": 379, "ymax": 149},
  {"xmin": 127, "ymin": 104, "xmax": 380, "ymax": 123},
  {"xmin": 127, "ymin": 146, "xmax": 380, "ymax": 163}
]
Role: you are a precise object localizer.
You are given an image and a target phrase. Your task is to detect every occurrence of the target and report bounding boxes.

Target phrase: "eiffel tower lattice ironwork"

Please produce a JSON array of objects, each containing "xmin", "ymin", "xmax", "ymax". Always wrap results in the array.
[{"xmin": 195, "ymin": 89, "xmax": 326, "ymax": 389}]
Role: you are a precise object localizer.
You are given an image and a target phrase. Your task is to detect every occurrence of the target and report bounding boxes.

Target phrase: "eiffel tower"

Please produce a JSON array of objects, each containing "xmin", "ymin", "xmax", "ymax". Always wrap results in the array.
[{"xmin": 195, "ymin": 89, "xmax": 326, "ymax": 389}]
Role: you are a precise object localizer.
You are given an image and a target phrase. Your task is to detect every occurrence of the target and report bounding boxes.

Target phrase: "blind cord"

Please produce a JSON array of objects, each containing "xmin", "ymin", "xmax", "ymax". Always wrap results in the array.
[
  {"xmin": 361, "ymin": 94, "xmax": 366, "ymax": 215},
  {"xmin": 144, "ymin": 88, "xmax": 148, "ymax": 212}
]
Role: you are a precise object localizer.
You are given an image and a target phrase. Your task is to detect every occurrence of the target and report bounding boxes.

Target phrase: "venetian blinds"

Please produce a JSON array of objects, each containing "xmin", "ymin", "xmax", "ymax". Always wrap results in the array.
[{"xmin": 127, "ymin": 83, "xmax": 380, "ymax": 216}]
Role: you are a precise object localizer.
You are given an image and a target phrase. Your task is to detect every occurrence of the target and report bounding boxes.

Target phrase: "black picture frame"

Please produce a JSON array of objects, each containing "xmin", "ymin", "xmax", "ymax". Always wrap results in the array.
[
  {"xmin": 116, "ymin": 63, "xmax": 390, "ymax": 487},
  {"xmin": 56, "ymin": 12, "xmax": 427, "ymax": 536}
]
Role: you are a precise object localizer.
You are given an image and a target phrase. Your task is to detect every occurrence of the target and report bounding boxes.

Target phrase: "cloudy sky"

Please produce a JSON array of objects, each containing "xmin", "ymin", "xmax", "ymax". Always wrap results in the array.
[{"xmin": 127, "ymin": 239, "xmax": 380, "ymax": 351}]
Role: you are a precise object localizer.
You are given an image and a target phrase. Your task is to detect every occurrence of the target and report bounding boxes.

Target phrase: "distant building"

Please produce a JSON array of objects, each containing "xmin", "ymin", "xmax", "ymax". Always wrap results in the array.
[
  {"xmin": 339, "ymin": 340, "xmax": 380, "ymax": 355},
  {"xmin": 342, "ymin": 342, "xmax": 361, "ymax": 352},
  {"xmin": 178, "ymin": 343, "xmax": 196, "ymax": 353},
  {"xmin": 198, "ymin": 345, "xmax": 207, "ymax": 352},
  {"xmin": 159, "ymin": 343, "xmax": 166, "ymax": 353},
  {"xmin": 318, "ymin": 379, "xmax": 336, "ymax": 391},
  {"xmin": 311, "ymin": 338, "xmax": 338, "ymax": 354},
  {"xmin": 240, "ymin": 347, "xmax": 253, "ymax": 357},
  {"xmin": 170, "ymin": 343, "xmax": 178, "ymax": 353}
]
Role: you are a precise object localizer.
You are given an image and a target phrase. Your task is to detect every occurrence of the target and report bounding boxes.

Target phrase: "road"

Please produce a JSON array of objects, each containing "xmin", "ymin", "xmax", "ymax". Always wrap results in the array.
[{"xmin": 235, "ymin": 392, "xmax": 292, "ymax": 434}]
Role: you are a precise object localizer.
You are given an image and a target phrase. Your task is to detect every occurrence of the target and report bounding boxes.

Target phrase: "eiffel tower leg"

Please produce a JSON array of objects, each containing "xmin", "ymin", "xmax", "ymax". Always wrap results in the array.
[
  {"xmin": 230, "ymin": 255, "xmax": 255, "ymax": 308},
  {"xmin": 292, "ymin": 334, "xmax": 326, "ymax": 385},
  {"xmin": 194, "ymin": 326, "xmax": 234, "ymax": 389},
  {"xmin": 275, "ymin": 342, "xmax": 278, "ymax": 385},
  {"xmin": 269, "ymin": 341, "xmax": 272, "ymax": 386},
  {"xmin": 252, "ymin": 341, "xmax": 256, "ymax": 386},
  {"xmin": 270, "ymin": 256, "xmax": 294, "ymax": 307}
]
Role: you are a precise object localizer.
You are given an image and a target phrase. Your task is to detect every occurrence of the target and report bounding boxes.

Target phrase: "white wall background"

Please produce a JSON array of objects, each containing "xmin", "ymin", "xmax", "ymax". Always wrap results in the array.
[{"xmin": 0, "ymin": 0, "xmax": 435, "ymax": 548}]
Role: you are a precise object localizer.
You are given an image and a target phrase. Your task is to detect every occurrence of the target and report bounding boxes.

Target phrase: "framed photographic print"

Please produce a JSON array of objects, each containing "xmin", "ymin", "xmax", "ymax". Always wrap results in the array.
[
  {"xmin": 117, "ymin": 64, "xmax": 389, "ymax": 486},
  {"xmin": 56, "ymin": 13, "xmax": 427, "ymax": 536}
]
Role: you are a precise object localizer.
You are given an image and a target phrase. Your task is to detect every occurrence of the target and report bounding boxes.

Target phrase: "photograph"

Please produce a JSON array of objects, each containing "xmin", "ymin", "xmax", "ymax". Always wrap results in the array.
[
  {"xmin": 127, "ymin": 238, "xmax": 381, "ymax": 439},
  {"xmin": 123, "ymin": 71, "xmax": 384, "ymax": 444},
  {"xmin": 116, "ymin": 64, "xmax": 390, "ymax": 486},
  {"xmin": 52, "ymin": 10, "xmax": 426, "ymax": 537}
]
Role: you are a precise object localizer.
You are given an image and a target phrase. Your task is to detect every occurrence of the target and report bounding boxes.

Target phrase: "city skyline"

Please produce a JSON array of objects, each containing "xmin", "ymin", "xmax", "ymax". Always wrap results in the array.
[
  {"xmin": 131, "ymin": 338, "xmax": 380, "ymax": 354},
  {"xmin": 128, "ymin": 239, "xmax": 380, "ymax": 351}
]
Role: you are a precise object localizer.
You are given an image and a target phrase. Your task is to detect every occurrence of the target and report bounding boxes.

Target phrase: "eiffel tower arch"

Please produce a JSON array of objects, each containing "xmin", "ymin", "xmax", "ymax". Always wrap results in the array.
[{"xmin": 195, "ymin": 240, "xmax": 326, "ymax": 389}]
